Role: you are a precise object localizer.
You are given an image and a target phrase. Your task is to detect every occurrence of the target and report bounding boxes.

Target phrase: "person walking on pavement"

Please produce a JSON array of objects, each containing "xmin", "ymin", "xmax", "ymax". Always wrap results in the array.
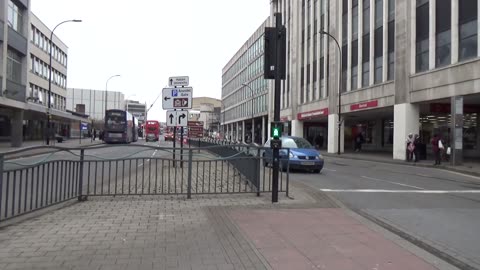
[
  {"xmin": 93, "ymin": 129, "xmax": 97, "ymax": 141},
  {"xmin": 354, "ymin": 132, "xmax": 365, "ymax": 152},
  {"xmin": 431, "ymin": 134, "xmax": 444, "ymax": 165},
  {"xmin": 413, "ymin": 134, "xmax": 420, "ymax": 162},
  {"xmin": 406, "ymin": 133, "xmax": 415, "ymax": 161}
]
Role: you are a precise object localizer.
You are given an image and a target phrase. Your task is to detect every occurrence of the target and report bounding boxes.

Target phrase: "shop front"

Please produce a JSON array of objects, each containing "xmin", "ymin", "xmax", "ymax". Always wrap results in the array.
[{"xmin": 297, "ymin": 108, "xmax": 329, "ymax": 150}]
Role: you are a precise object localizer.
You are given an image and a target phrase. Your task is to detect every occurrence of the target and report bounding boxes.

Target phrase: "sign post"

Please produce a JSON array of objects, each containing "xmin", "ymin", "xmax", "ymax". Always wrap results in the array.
[{"xmin": 163, "ymin": 77, "xmax": 192, "ymax": 168}]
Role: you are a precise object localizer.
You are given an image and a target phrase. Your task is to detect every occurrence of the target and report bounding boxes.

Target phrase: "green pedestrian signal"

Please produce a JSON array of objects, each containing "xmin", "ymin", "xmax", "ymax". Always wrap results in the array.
[{"xmin": 271, "ymin": 122, "xmax": 283, "ymax": 140}]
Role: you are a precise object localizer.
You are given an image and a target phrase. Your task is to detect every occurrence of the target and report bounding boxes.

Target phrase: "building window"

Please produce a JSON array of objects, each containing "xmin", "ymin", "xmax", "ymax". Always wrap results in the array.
[
  {"xmin": 7, "ymin": 49, "xmax": 22, "ymax": 83},
  {"xmin": 363, "ymin": 0, "xmax": 370, "ymax": 35},
  {"xmin": 362, "ymin": 34, "xmax": 370, "ymax": 87},
  {"xmin": 342, "ymin": 45, "xmax": 347, "ymax": 92},
  {"xmin": 7, "ymin": 0, "xmax": 23, "ymax": 34},
  {"xmin": 436, "ymin": 0, "xmax": 451, "ymax": 67},
  {"xmin": 374, "ymin": 27, "xmax": 383, "ymax": 83},
  {"xmin": 352, "ymin": 40, "xmax": 358, "ymax": 90},
  {"xmin": 416, "ymin": 0, "xmax": 429, "ymax": 72},
  {"xmin": 459, "ymin": 0, "xmax": 478, "ymax": 61},
  {"xmin": 353, "ymin": 0, "xmax": 359, "ymax": 40},
  {"xmin": 388, "ymin": 21, "xmax": 395, "ymax": 80}
]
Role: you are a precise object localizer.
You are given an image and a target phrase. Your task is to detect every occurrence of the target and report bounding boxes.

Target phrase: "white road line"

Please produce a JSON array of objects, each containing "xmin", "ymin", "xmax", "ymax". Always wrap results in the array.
[
  {"xmin": 320, "ymin": 189, "xmax": 480, "ymax": 194},
  {"xmin": 361, "ymin": 176, "xmax": 425, "ymax": 190}
]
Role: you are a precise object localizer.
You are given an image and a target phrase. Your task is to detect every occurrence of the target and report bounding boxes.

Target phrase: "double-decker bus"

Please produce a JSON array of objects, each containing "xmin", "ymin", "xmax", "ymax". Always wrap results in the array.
[
  {"xmin": 104, "ymin": 109, "xmax": 136, "ymax": 143},
  {"xmin": 145, "ymin": 120, "xmax": 160, "ymax": 142}
]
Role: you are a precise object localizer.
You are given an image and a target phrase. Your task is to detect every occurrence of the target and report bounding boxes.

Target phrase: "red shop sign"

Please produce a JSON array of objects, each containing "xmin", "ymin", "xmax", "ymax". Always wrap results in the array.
[
  {"xmin": 297, "ymin": 108, "xmax": 329, "ymax": 120},
  {"xmin": 350, "ymin": 100, "xmax": 379, "ymax": 111}
]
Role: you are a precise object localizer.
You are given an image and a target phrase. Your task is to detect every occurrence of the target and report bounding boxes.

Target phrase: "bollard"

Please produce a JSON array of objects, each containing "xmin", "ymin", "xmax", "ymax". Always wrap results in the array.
[{"xmin": 187, "ymin": 150, "xmax": 193, "ymax": 199}]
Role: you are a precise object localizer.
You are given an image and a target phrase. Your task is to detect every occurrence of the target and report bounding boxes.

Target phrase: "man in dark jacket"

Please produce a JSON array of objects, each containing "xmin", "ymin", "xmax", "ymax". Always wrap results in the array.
[{"xmin": 431, "ymin": 134, "xmax": 441, "ymax": 165}]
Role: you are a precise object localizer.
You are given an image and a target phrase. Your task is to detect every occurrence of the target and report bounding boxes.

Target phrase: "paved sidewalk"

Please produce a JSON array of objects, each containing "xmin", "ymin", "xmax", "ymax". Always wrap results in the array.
[
  {"xmin": 323, "ymin": 151, "xmax": 480, "ymax": 178},
  {"xmin": 0, "ymin": 180, "xmax": 458, "ymax": 270}
]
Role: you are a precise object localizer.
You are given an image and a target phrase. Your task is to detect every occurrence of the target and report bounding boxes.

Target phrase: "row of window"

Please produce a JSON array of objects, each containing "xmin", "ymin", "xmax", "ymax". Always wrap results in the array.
[
  {"xmin": 223, "ymin": 94, "xmax": 268, "ymax": 123},
  {"xmin": 222, "ymin": 36, "xmax": 264, "ymax": 91},
  {"xmin": 223, "ymin": 55, "xmax": 265, "ymax": 97},
  {"xmin": 30, "ymin": 25, "xmax": 68, "ymax": 67},
  {"xmin": 223, "ymin": 75, "xmax": 268, "ymax": 109},
  {"xmin": 29, "ymin": 83, "xmax": 66, "ymax": 111},
  {"xmin": 416, "ymin": 0, "xmax": 478, "ymax": 73},
  {"xmin": 31, "ymin": 55, "xmax": 68, "ymax": 88}
]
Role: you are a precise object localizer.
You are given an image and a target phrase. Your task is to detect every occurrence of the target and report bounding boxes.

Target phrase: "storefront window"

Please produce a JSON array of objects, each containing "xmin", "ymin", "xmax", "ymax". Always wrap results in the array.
[{"xmin": 383, "ymin": 119, "xmax": 394, "ymax": 145}]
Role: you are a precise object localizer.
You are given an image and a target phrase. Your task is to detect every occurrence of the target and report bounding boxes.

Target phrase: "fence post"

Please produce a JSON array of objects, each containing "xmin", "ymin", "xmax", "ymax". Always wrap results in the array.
[
  {"xmin": 256, "ymin": 148, "xmax": 261, "ymax": 197},
  {"xmin": 187, "ymin": 149, "xmax": 193, "ymax": 199},
  {"xmin": 0, "ymin": 154, "xmax": 4, "ymax": 220},
  {"xmin": 198, "ymin": 139, "xmax": 201, "ymax": 154},
  {"xmin": 286, "ymin": 148, "xmax": 290, "ymax": 197},
  {"xmin": 78, "ymin": 149, "xmax": 87, "ymax": 201}
]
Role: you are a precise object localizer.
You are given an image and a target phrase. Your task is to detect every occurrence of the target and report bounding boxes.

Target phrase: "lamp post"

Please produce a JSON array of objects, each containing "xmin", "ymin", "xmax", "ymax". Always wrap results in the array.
[
  {"xmin": 242, "ymin": 83, "xmax": 255, "ymax": 144},
  {"xmin": 320, "ymin": 30, "xmax": 342, "ymax": 155},
  {"xmin": 104, "ymin": 74, "xmax": 121, "ymax": 114},
  {"xmin": 46, "ymin": 19, "xmax": 82, "ymax": 145}
]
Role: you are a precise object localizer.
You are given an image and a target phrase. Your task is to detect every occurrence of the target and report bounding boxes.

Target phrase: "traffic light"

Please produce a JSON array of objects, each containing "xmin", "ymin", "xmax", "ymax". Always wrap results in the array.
[{"xmin": 271, "ymin": 122, "xmax": 283, "ymax": 140}]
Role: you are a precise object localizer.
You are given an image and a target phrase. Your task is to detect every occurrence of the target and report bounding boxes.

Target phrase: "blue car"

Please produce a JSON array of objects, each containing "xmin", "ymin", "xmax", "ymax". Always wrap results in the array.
[{"xmin": 263, "ymin": 136, "xmax": 324, "ymax": 173}]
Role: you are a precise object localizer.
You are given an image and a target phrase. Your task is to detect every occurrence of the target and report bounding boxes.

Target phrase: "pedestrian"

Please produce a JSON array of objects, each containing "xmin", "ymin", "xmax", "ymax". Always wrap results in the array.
[
  {"xmin": 445, "ymin": 142, "xmax": 451, "ymax": 162},
  {"xmin": 413, "ymin": 134, "xmax": 420, "ymax": 162},
  {"xmin": 406, "ymin": 133, "xmax": 415, "ymax": 161},
  {"xmin": 431, "ymin": 134, "xmax": 443, "ymax": 165},
  {"xmin": 354, "ymin": 132, "xmax": 364, "ymax": 152},
  {"xmin": 93, "ymin": 129, "xmax": 97, "ymax": 141}
]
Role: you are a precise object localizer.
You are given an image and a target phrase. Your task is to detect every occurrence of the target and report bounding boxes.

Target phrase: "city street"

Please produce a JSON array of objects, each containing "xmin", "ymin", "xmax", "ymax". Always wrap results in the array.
[{"xmin": 293, "ymin": 157, "xmax": 480, "ymax": 269}]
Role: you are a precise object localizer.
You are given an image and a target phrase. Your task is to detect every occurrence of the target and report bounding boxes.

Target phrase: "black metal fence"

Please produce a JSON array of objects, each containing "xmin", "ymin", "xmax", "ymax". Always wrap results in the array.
[{"xmin": 0, "ymin": 144, "xmax": 289, "ymax": 222}]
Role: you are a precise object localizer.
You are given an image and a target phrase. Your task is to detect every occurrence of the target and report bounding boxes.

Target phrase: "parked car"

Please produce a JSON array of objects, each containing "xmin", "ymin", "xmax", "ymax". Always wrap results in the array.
[
  {"xmin": 164, "ymin": 133, "xmax": 174, "ymax": 141},
  {"xmin": 263, "ymin": 136, "xmax": 324, "ymax": 173}
]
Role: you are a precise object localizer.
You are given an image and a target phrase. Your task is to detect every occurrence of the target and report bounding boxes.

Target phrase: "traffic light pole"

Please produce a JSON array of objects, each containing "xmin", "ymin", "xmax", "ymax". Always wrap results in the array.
[{"xmin": 271, "ymin": 13, "xmax": 283, "ymax": 203}]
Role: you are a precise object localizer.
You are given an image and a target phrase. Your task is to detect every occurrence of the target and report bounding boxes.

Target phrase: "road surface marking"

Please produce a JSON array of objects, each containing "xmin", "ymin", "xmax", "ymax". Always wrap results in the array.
[
  {"xmin": 320, "ymin": 189, "xmax": 480, "ymax": 194},
  {"xmin": 323, "ymin": 168, "xmax": 337, "ymax": 172},
  {"xmin": 361, "ymin": 176, "xmax": 425, "ymax": 190}
]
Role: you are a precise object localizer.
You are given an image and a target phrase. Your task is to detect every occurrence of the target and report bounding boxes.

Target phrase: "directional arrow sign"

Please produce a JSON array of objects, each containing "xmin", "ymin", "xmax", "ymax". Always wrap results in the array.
[
  {"xmin": 162, "ymin": 87, "xmax": 193, "ymax": 110},
  {"xmin": 168, "ymin": 76, "xmax": 189, "ymax": 87},
  {"xmin": 166, "ymin": 110, "xmax": 188, "ymax": 127}
]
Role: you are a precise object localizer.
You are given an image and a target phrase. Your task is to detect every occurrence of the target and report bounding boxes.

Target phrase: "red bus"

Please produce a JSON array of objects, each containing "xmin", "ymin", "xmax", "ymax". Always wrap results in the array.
[{"xmin": 145, "ymin": 120, "xmax": 160, "ymax": 142}]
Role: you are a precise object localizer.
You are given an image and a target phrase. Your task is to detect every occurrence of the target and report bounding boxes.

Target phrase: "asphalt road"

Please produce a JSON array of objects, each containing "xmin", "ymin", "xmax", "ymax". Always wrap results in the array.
[{"xmin": 293, "ymin": 157, "xmax": 480, "ymax": 270}]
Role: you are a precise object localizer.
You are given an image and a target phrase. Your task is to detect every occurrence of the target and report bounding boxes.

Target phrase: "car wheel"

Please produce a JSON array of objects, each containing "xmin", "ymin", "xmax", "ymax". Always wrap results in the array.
[{"xmin": 263, "ymin": 154, "xmax": 269, "ymax": 167}]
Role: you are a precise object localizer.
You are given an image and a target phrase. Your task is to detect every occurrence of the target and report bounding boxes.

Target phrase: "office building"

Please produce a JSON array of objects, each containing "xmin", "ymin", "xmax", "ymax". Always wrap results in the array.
[
  {"xmin": 0, "ymin": 0, "xmax": 85, "ymax": 146},
  {"xmin": 125, "ymin": 99, "xmax": 146, "ymax": 125},
  {"xmin": 190, "ymin": 97, "xmax": 221, "ymax": 134},
  {"xmin": 221, "ymin": 18, "xmax": 271, "ymax": 144},
  {"xmin": 67, "ymin": 88, "xmax": 125, "ymax": 121}
]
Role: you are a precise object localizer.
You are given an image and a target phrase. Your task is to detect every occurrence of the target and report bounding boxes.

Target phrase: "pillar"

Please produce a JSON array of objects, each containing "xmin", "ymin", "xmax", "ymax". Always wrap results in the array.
[
  {"xmin": 451, "ymin": 96, "xmax": 463, "ymax": 165},
  {"xmin": 452, "ymin": 0, "xmax": 459, "ymax": 64},
  {"xmin": 242, "ymin": 121, "xmax": 245, "ymax": 142},
  {"xmin": 236, "ymin": 122, "xmax": 240, "ymax": 141},
  {"xmin": 261, "ymin": 116, "xmax": 266, "ymax": 144},
  {"xmin": 393, "ymin": 103, "xmax": 420, "ymax": 160},
  {"xmin": 328, "ymin": 114, "xmax": 345, "ymax": 154},
  {"xmin": 11, "ymin": 109, "xmax": 24, "ymax": 147},
  {"xmin": 291, "ymin": 120, "xmax": 304, "ymax": 138},
  {"xmin": 251, "ymin": 118, "xmax": 255, "ymax": 144}
]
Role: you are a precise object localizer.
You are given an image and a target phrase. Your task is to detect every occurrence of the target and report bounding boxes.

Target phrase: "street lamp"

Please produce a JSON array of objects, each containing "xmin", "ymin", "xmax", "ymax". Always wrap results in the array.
[
  {"xmin": 46, "ymin": 19, "xmax": 82, "ymax": 145},
  {"xmin": 242, "ymin": 83, "xmax": 255, "ymax": 144},
  {"xmin": 320, "ymin": 30, "xmax": 342, "ymax": 155},
  {"xmin": 104, "ymin": 74, "xmax": 121, "ymax": 113}
]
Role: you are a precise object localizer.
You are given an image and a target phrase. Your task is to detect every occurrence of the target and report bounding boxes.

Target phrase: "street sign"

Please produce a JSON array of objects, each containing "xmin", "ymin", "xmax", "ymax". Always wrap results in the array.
[
  {"xmin": 169, "ymin": 76, "xmax": 189, "ymax": 87},
  {"xmin": 166, "ymin": 110, "xmax": 188, "ymax": 127},
  {"xmin": 162, "ymin": 87, "xmax": 193, "ymax": 110},
  {"xmin": 80, "ymin": 123, "xmax": 88, "ymax": 131},
  {"xmin": 187, "ymin": 121, "xmax": 204, "ymax": 138}
]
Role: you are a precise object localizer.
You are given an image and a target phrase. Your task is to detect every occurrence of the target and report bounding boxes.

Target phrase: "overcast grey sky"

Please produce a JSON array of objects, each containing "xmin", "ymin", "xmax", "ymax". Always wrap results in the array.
[{"xmin": 31, "ymin": 0, "xmax": 270, "ymax": 121}]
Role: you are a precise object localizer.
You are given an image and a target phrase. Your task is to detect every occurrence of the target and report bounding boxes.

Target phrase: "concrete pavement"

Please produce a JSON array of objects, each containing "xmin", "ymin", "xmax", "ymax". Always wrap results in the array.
[{"xmin": 0, "ymin": 172, "xmax": 461, "ymax": 270}]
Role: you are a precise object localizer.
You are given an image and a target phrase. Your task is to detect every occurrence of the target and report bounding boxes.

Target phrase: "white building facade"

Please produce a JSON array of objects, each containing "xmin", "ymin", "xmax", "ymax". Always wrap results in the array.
[{"xmin": 66, "ymin": 88, "xmax": 125, "ymax": 120}]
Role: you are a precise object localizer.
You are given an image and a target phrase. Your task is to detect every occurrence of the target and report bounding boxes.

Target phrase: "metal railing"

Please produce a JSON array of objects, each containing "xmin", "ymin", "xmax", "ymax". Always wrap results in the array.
[{"xmin": 0, "ymin": 144, "xmax": 289, "ymax": 222}]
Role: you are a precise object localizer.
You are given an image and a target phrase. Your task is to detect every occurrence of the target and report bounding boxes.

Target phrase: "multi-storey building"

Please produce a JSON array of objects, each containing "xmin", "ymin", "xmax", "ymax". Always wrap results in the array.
[
  {"xmin": 0, "ymin": 0, "xmax": 84, "ymax": 146},
  {"xmin": 222, "ymin": 19, "xmax": 271, "ymax": 144},
  {"xmin": 66, "ymin": 88, "xmax": 125, "ymax": 121},
  {"xmin": 125, "ymin": 99, "xmax": 146, "ymax": 125},
  {"xmin": 223, "ymin": 0, "xmax": 480, "ymax": 162}
]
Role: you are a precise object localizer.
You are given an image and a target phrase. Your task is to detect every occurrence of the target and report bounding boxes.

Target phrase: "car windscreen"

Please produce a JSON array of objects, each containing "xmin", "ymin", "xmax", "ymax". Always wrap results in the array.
[
  {"xmin": 106, "ymin": 112, "xmax": 126, "ymax": 130},
  {"xmin": 282, "ymin": 137, "xmax": 314, "ymax": 149}
]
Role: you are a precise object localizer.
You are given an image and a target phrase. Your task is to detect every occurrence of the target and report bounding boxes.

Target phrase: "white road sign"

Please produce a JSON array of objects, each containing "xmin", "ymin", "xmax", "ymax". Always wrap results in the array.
[
  {"xmin": 162, "ymin": 87, "xmax": 193, "ymax": 110},
  {"xmin": 166, "ymin": 110, "xmax": 188, "ymax": 127},
  {"xmin": 168, "ymin": 76, "xmax": 189, "ymax": 87}
]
